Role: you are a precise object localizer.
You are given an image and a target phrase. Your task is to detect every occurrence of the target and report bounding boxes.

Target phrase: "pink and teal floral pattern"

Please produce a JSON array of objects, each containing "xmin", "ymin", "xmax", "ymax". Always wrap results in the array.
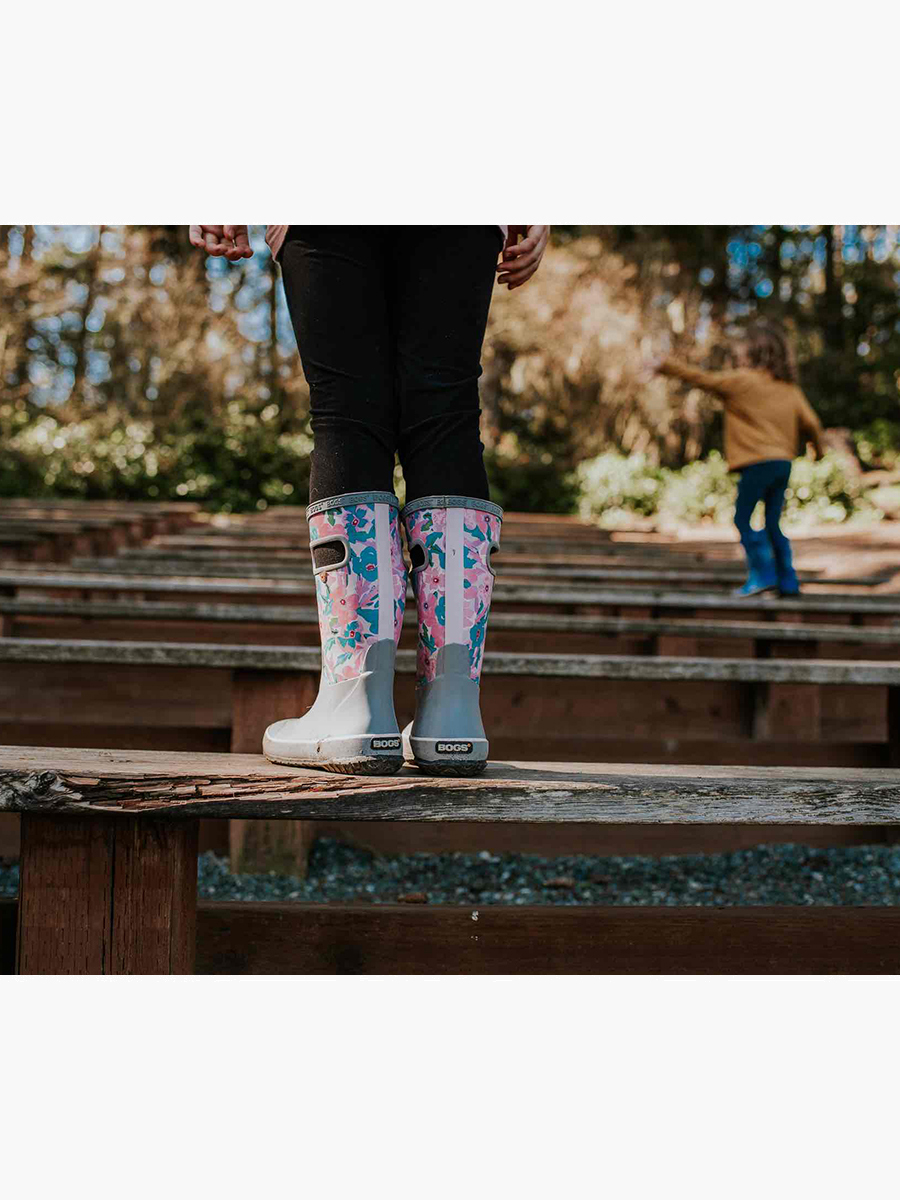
[
  {"xmin": 389, "ymin": 506, "xmax": 408, "ymax": 643},
  {"xmin": 406, "ymin": 505, "xmax": 499, "ymax": 686},
  {"xmin": 463, "ymin": 510, "xmax": 498, "ymax": 681},
  {"xmin": 406, "ymin": 507, "xmax": 446, "ymax": 686},
  {"xmin": 310, "ymin": 502, "xmax": 406, "ymax": 684}
]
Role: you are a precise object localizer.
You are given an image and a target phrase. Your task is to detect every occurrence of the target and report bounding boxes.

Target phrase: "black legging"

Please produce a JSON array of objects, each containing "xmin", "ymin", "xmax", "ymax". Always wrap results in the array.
[{"xmin": 280, "ymin": 226, "xmax": 502, "ymax": 505}]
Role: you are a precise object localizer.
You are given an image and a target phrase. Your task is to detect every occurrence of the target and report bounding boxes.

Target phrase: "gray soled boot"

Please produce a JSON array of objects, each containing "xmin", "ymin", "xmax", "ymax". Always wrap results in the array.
[
  {"xmin": 401, "ymin": 495, "xmax": 502, "ymax": 776},
  {"xmin": 263, "ymin": 490, "xmax": 407, "ymax": 774}
]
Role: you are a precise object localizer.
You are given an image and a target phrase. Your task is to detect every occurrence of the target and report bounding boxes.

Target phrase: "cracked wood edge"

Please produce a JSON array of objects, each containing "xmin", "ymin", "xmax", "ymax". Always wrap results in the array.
[{"xmin": 1, "ymin": 761, "xmax": 899, "ymax": 822}]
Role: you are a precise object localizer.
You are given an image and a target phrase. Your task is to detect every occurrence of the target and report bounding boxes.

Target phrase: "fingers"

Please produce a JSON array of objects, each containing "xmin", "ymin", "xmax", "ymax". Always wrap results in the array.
[
  {"xmin": 497, "ymin": 242, "xmax": 540, "ymax": 285},
  {"xmin": 501, "ymin": 233, "xmax": 537, "ymax": 261},
  {"xmin": 497, "ymin": 261, "xmax": 540, "ymax": 289},
  {"xmin": 189, "ymin": 225, "xmax": 253, "ymax": 261},
  {"xmin": 202, "ymin": 225, "xmax": 227, "ymax": 255},
  {"xmin": 223, "ymin": 225, "xmax": 254, "ymax": 260},
  {"xmin": 497, "ymin": 225, "xmax": 550, "ymax": 289}
]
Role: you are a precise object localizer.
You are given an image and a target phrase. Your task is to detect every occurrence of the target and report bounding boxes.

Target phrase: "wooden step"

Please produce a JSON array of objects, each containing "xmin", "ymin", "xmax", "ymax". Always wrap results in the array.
[
  {"xmin": 3, "ymin": 747, "xmax": 899, "ymax": 974},
  {"xmin": 4, "ymin": 598, "xmax": 900, "ymax": 659},
  {"xmin": 4, "ymin": 569, "xmax": 900, "ymax": 619},
  {"xmin": 1, "ymin": 640, "xmax": 897, "ymax": 773}
]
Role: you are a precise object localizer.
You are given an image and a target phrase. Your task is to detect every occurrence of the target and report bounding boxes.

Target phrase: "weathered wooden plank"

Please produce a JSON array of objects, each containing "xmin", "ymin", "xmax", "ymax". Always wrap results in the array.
[
  {"xmin": 0, "ymin": 599, "xmax": 887, "ymax": 639},
  {"xmin": 0, "ymin": 499, "xmax": 199, "ymax": 514},
  {"xmin": 2, "ymin": 637, "xmax": 899, "ymax": 685},
  {"xmin": 4, "ymin": 598, "xmax": 900, "ymax": 649},
  {"xmin": 192, "ymin": 904, "xmax": 900, "ymax": 974},
  {"xmin": 0, "ymin": 654, "xmax": 890, "ymax": 768},
  {"xmin": 16, "ymin": 813, "xmax": 198, "ymax": 974},
  {"xmin": 95, "ymin": 546, "xmax": 886, "ymax": 589},
  {"xmin": 0, "ymin": 660, "xmax": 231, "ymax": 727},
  {"xmin": 752, "ymin": 683, "xmax": 822, "ymax": 742},
  {"xmin": 2, "ymin": 812, "xmax": 892, "ymax": 873},
  {"xmin": 1, "ymin": 747, "xmax": 899, "ymax": 822},
  {"xmin": 59, "ymin": 554, "xmax": 887, "ymax": 592},
  {"xmin": 0, "ymin": 533, "xmax": 43, "ymax": 545},
  {"xmin": 3, "ymin": 899, "xmax": 900, "ymax": 974},
  {"xmin": 0, "ymin": 597, "xmax": 320, "ymax": 623},
  {"xmin": 4, "ymin": 570, "xmax": 900, "ymax": 616}
]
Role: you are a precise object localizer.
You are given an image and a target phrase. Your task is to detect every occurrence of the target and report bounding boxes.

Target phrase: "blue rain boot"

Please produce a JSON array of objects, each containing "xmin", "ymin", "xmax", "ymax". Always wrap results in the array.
[
  {"xmin": 734, "ymin": 528, "xmax": 779, "ymax": 598},
  {"xmin": 769, "ymin": 524, "xmax": 800, "ymax": 596}
]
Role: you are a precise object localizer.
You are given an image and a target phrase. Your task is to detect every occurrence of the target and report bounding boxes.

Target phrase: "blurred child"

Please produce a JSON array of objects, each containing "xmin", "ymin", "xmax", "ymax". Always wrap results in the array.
[{"xmin": 656, "ymin": 322, "xmax": 825, "ymax": 596}]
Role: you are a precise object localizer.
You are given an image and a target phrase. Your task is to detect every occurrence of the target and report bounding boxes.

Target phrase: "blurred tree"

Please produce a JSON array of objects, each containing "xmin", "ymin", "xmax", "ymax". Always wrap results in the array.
[{"xmin": 3, "ymin": 225, "xmax": 900, "ymax": 511}]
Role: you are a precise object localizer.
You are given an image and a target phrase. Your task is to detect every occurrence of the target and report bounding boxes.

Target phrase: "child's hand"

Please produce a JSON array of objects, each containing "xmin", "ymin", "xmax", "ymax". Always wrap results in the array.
[
  {"xmin": 188, "ymin": 225, "xmax": 254, "ymax": 261},
  {"xmin": 497, "ymin": 226, "xmax": 550, "ymax": 290}
]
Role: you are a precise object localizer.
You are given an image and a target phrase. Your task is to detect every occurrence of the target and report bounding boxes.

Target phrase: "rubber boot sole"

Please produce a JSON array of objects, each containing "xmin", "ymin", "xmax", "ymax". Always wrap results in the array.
[
  {"xmin": 263, "ymin": 641, "xmax": 404, "ymax": 775},
  {"xmin": 264, "ymin": 732, "xmax": 404, "ymax": 775},
  {"xmin": 403, "ymin": 731, "xmax": 489, "ymax": 777},
  {"xmin": 412, "ymin": 758, "xmax": 488, "ymax": 777},
  {"xmin": 264, "ymin": 752, "xmax": 404, "ymax": 776}
]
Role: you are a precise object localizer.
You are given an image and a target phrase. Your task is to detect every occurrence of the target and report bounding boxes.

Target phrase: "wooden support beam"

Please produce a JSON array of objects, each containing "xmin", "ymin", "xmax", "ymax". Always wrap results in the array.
[
  {"xmin": 4, "ymin": 900, "xmax": 900, "ymax": 974},
  {"xmin": 16, "ymin": 813, "xmax": 197, "ymax": 974},
  {"xmin": 888, "ymin": 685, "xmax": 900, "ymax": 769},
  {"xmin": 751, "ymin": 683, "xmax": 822, "ymax": 742},
  {"xmin": 229, "ymin": 670, "xmax": 318, "ymax": 876},
  {"xmin": 194, "ymin": 903, "xmax": 900, "ymax": 974}
]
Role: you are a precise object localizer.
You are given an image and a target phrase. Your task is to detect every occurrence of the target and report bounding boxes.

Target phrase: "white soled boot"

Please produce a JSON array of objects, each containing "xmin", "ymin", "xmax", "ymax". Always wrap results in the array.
[
  {"xmin": 263, "ymin": 490, "xmax": 408, "ymax": 774},
  {"xmin": 401, "ymin": 495, "xmax": 502, "ymax": 775}
]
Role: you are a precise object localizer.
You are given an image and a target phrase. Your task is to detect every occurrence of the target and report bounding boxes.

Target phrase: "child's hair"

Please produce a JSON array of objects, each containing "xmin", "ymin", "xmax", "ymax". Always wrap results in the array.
[{"xmin": 743, "ymin": 321, "xmax": 798, "ymax": 384}]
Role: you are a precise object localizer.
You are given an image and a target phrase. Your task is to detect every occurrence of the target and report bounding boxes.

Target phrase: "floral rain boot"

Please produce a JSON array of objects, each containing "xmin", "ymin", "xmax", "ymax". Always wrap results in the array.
[
  {"xmin": 263, "ymin": 491, "xmax": 408, "ymax": 774},
  {"xmin": 401, "ymin": 495, "xmax": 502, "ymax": 775}
]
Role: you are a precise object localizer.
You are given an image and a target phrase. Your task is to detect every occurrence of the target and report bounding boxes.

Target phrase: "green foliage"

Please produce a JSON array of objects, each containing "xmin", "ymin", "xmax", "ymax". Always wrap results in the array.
[
  {"xmin": 0, "ymin": 398, "xmax": 312, "ymax": 512},
  {"xmin": 574, "ymin": 451, "xmax": 667, "ymax": 525},
  {"xmin": 485, "ymin": 451, "xmax": 581, "ymax": 514},
  {"xmin": 854, "ymin": 419, "xmax": 900, "ymax": 469},
  {"xmin": 576, "ymin": 449, "xmax": 873, "ymax": 528},
  {"xmin": 484, "ymin": 409, "xmax": 582, "ymax": 514},
  {"xmin": 781, "ymin": 454, "xmax": 867, "ymax": 523},
  {"xmin": 656, "ymin": 452, "xmax": 736, "ymax": 524}
]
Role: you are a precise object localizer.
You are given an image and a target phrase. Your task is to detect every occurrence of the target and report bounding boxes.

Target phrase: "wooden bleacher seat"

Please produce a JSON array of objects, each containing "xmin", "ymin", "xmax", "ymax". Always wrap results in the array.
[
  {"xmin": 2, "ymin": 745, "xmax": 899, "ymax": 974},
  {"xmin": 1, "ymin": 636, "xmax": 898, "ymax": 768},
  {"xmin": 3, "ymin": 565, "xmax": 899, "ymax": 621},
  {"xmin": 3, "ymin": 596, "xmax": 900, "ymax": 660}
]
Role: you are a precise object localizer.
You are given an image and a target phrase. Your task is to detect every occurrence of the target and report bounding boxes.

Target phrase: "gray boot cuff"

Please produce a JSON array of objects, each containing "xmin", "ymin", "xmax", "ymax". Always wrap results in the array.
[
  {"xmin": 402, "ymin": 495, "xmax": 504, "ymax": 521},
  {"xmin": 306, "ymin": 491, "xmax": 401, "ymax": 519}
]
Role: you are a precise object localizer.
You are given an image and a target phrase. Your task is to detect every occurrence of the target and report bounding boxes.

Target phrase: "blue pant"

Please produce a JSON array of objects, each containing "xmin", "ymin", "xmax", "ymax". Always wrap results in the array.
[{"xmin": 734, "ymin": 459, "xmax": 798, "ymax": 594}]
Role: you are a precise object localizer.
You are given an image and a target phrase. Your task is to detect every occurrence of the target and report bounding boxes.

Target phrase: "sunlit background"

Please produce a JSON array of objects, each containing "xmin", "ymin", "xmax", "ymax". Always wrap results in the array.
[{"xmin": 3, "ymin": 225, "xmax": 899, "ymax": 523}]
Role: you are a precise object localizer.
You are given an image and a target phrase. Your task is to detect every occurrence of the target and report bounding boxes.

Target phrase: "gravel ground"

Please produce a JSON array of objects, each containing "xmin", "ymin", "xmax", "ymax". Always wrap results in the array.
[{"xmin": 4, "ymin": 839, "xmax": 898, "ymax": 906}]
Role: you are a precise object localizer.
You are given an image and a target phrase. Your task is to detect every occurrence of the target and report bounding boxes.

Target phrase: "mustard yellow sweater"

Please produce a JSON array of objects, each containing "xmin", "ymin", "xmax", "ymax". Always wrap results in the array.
[{"xmin": 660, "ymin": 358, "xmax": 825, "ymax": 470}]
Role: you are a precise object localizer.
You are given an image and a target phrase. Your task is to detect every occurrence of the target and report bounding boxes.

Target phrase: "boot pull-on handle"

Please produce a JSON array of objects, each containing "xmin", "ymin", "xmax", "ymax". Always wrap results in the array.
[{"xmin": 310, "ymin": 535, "xmax": 349, "ymax": 575}]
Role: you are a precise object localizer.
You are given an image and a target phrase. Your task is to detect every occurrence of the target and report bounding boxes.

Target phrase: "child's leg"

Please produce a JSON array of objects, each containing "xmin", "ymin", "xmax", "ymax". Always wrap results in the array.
[
  {"xmin": 763, "ymin": 460, "xmax": 799, "ymax": 594},
  {"xmin": 734, "ymin": 463, "xmax": 778, "ymax": 594},
  {"xmin": 279, "ymin": 227, "xmax": 396, "ymax": 502},
  {"xmin": 388, "ymin": 227, "xmax": 504, "ymax": 774},
  {"xmin": 264, "ymin": 228, "xmax": 407, "ymax": 774},
  {"xmin": 389, "ymin": 225, "xmax": 502, "ymax": 501}
]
